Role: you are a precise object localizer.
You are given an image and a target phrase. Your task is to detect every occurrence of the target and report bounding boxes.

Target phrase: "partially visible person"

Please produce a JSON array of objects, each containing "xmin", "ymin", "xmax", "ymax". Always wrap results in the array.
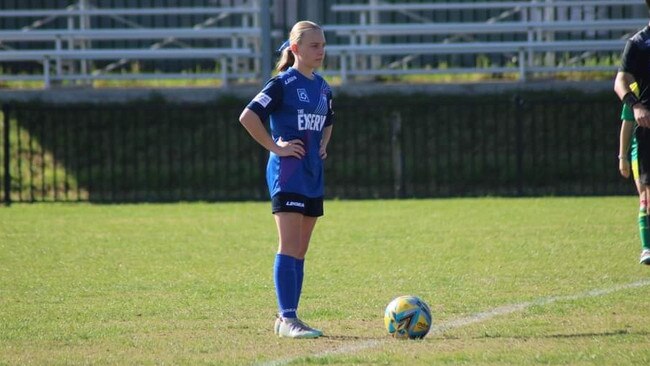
[
  {"xmin": 614, "ymin": 1, "xmax": 650, "ymax": 265},
  {"xmin": 618, "ymin": 82, "xmax": 650, "ymax": 265}
]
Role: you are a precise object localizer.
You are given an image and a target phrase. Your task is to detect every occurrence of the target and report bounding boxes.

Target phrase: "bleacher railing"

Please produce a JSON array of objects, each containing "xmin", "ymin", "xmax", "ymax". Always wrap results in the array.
[
  {"xmin": 0, "ymin": 1, "xmax": 648, "ymax": 87},
  {"xmin": 0, "ymin": 3, "xmax": 261, "ymax": 88},
  {"xmin": 322, "ymin": 0, "xmax": 645, "ymax": 83}
]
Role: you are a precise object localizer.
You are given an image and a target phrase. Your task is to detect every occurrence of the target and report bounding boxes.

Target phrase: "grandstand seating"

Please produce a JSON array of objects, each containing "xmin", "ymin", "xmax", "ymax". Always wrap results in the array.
[
  {"xmin": 322, "ymin": 0, "xmax": 645, "ymax": 82},
  {"xmin": 0, "ymin": 1, "xmax": 646, "ymax": 87},
  {"xmin": 0, "ymin": 5, "xmax": 260, "ymax": 88}
]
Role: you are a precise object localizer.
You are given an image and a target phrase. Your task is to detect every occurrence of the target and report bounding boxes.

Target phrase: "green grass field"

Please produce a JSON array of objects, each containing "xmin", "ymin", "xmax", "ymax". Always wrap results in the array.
[{"xmin": 1, "ymin": 198, "xmax": 649, "ymax": 365}]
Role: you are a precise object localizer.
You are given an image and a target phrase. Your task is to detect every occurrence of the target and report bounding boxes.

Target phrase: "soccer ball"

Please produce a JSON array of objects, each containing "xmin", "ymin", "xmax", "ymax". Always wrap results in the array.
[{"xmin": 384, "ymin": 295, "xmax": 432, "ymax": 339}]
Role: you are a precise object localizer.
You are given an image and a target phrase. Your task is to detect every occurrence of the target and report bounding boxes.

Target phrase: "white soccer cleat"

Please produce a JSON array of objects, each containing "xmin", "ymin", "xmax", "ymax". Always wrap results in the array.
[
  {"xmin": 277, "ymin": 317, "xmax": 322, "ymax": 338},
  {"xmin": 640, "ymin": 249, "xmax": 650, "ymax": 265},
  {"xmin": 295, "ymin": 318, "xmax": 323, "ymax": 337}
]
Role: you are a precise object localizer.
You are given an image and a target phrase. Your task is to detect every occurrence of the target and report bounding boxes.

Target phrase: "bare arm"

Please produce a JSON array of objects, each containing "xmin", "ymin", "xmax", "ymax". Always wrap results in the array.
[
  {"xmin": 619, "ymin": 120, "xmax": 634, "ymax": 178},
  {"xmin": 239, "ymin": 108, "xmax": 304, "ymax": 158},
  {"xmin": 614, "ymin": 71, "xmax": 636, "ymax": 101},
  {"xmin": 615, "ymin": 71, "xmax": 650, "ymax": 128}
]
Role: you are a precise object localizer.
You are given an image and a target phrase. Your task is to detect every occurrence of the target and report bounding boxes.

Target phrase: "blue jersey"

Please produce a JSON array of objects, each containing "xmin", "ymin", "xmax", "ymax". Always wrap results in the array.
[{"xmin": 246, "ymin": 67, "xmax": 334, "ymax": 198}]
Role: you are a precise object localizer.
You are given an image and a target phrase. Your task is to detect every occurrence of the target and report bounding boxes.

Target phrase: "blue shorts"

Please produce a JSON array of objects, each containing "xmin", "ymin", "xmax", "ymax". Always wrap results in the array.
[{"xmin": 271, "ymin": 192, "xmax": 324, "ymax": 217}]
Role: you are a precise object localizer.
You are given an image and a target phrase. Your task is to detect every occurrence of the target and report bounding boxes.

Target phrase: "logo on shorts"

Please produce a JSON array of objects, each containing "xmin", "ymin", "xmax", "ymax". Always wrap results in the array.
[
  {"xmin": 286, "ymin": 201, "xmax": 305, "ymax": 208},
  {"xmin": 297, "ymin": 88, "xmax": 310, "ymax": 103}
]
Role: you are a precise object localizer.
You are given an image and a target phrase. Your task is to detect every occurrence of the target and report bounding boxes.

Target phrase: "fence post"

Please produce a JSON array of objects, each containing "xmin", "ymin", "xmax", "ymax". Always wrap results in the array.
[
  {"xmin": 518, "ymin": 49, "xmax": 527, "ymax": 82},
  {"xmin": 391, "ymin": 111, "xmax": 404, "ymax": 198},
  {"xmin": 514, "ymin": 95, "xmax": 524, "ymax": 196},
  {"xmin": 258, "ymin": 0, "xmax": 272, "ymax": 83},
  {"xmin": 3, "ymin": 104, "xmax": 11, "ymax": 206}
]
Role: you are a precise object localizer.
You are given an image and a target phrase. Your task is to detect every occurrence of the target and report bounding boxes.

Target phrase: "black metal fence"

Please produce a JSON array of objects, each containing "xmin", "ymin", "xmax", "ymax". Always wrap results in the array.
[{"xmin": 0, "ymin": 92, "xmax": 631, "ymax": 204}]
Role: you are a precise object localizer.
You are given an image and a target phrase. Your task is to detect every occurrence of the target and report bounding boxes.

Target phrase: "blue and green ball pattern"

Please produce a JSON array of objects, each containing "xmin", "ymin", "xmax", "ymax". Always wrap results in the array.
[{"xmin": 384, "ymin": 295, "xmax": 432, "ymax": 339}]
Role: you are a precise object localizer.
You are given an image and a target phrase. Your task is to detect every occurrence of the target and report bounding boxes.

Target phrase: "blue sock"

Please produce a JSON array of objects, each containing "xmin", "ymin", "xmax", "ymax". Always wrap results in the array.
[
  {"xmin": 274, "ymin": 254, "xmax": 298, "ymax": 318},
  {"xmin": 295, "ymin": 258, "xmax": 305, "ymax": 308}
]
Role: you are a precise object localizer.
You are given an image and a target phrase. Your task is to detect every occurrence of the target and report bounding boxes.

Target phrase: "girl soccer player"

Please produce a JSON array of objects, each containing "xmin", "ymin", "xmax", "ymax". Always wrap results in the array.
[{"xmin": 239, "ymin": 21, "xmax": 334, "ymax": 338}]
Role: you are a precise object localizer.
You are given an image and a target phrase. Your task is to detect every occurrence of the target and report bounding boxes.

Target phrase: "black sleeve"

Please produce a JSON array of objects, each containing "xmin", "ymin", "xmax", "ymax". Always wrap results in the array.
[
  {"xmin": 324, "ymin": 89, "xmax": 334, "ymax": 127},
  {"xmin": 620, "ymin": 39, "xmax": 639, "ymax": 75},
  {"xmin": 245, "ymin": 77, "xmax": 283, "ymax": 122}
]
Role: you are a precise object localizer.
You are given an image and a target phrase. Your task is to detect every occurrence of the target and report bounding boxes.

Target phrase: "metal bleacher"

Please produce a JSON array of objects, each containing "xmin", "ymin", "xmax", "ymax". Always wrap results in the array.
[
  {"xmin": 321, "ymin": 0, "xmax": 647, "ymax": 82},
  {"xmin": 0, "ymin": 0, "xmax": 648, "ymax": 88},
  {"xmin": 0, "ymin": 3, "xmax": 261, "ymax": 88}
]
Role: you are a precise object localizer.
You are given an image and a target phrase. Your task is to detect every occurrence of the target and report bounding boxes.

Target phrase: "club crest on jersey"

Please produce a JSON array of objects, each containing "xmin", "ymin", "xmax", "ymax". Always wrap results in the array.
[{"xmin": 297, "ymin": 88, "xmax": 310, "ymax": 103}]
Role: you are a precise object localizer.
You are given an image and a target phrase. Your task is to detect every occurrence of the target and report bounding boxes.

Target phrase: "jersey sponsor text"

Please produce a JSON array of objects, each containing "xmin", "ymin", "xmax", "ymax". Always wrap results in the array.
[{"xmin": 297, "ymin": 112, "xmax": 326, "ymax": 131}]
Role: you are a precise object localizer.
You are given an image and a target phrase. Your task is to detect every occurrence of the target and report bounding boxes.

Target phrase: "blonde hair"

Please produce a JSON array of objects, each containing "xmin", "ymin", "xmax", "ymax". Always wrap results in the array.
[{"xmin": 275, "ymin": 21, "xmax": 322, "ymax": 72}]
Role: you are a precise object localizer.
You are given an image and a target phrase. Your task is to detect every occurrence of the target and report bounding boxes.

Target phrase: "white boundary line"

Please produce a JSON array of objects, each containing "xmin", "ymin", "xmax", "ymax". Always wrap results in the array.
[{"xmin": 257, "ymin": 278, "xmax": 650, "ymax": 366}]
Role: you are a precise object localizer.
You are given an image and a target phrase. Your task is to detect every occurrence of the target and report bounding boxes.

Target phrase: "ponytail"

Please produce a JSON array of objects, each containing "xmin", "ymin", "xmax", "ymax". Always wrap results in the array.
[{"xmin": 275, "ymin": 47, "xmax": 295, "ymax": 72}]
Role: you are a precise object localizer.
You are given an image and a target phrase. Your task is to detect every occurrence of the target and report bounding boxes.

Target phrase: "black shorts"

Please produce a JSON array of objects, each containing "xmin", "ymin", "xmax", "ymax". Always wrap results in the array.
[
  {"xmin": 271, "ymin": 192, "xmax": 324, "ymax": 217},
  {"xmin": 637, "ymin": 127, "xmax": 650, "ymax": 185}
]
